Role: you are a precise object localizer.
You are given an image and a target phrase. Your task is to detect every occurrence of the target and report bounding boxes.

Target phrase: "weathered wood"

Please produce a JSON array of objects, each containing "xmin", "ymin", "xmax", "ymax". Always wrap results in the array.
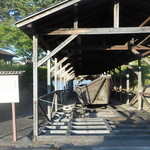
[
  {"xmin": 33, "ymin": 34, "xmax": 39, "ymax": 139},
  {"xmin": 15, "ymin": 0, "xmax": 81, "ymax": 27},
  {"xmin": 38, "ymin": 35, "xmax": 78, "ymax": 67},
  {"xmin": 46, "ymin": 27, "xmax": 150, "ymax": 35},
  {"xmin": 113, "ymin": 0, "xmax": 119, "ymax": 28}
]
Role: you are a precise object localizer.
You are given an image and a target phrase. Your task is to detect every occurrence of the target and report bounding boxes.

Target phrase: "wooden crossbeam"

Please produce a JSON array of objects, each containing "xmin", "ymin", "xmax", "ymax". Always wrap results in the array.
[
  {"xmin": 38, "ymin": 35, "xmax": 78, "ymax": 67},
  {"xmin": 45, "ymin": 27, "xmax": 150, "ymax": 35},
  {"xmin": 132, "ymin": 49, "xmax": 150, "ymax": 65},
  {"xmin": 76, "ymin": 45, "xmax": 150, "ymax": 51}
]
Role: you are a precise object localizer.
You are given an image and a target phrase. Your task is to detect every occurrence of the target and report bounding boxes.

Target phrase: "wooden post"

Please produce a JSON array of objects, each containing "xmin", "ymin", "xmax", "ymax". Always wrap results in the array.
[
  {"xmin": 47, "ymin": 51, "xmax": 51, "ymax": 120},
  {"xmin": 114, "ymin": 0, "xmax": 120, "ymax": 28},
  {"xmin": 126, "ymin": 66, "xmax": 130, "ymax": 105},
  {"xmin": 60, "ymin": 64, "xmax": 62, "ymax": 90},
  {"xmin": 12, "ymin": 103, "xmax": 17, "ymax": 142},
  {"xmin": 33, "ymin": 34, "xmax": 38, "ymax": 139},
  {"xmin": 119, "ymin": 66, "xmax": 122, "ymax": 101},
  {"xmin": 138, "ymin": 59, "xmax": 142, "ymax": 111},
  {"xmin": 54, "ymin": 58, "xmax": 57, "ymax": 91},
  {"xmin": 113, "ymin": 69, "xmax": 117, "ymax": 99}
]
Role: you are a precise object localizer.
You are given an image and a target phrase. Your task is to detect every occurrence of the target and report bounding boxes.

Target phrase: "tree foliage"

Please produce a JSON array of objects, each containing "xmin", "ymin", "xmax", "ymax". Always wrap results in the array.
[{"xmin": 0, "ymin": 0, "xmax": 63, "ymax": 63}]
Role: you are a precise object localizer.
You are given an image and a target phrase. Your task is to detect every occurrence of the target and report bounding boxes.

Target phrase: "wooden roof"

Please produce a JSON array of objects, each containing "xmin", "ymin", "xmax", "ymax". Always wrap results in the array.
[
  {"xmin": 0, "ymin": 49, "xmax": 15, "ymax": 61},
  {"xmin": 15, "ymin": 0, "xmax": 150, "ymax": 76}
]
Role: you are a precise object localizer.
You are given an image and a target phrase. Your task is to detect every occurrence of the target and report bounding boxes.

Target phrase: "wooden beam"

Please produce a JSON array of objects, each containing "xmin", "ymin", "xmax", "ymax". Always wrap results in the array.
[
  {"xmin": 76, "ymin": 45, "xmax": 150, "ymax": 51},
  {"xmin": 38, "ymin": 35, "xmax": 78, "ymax": 67},
  {"xmin": 46, "ymin": 27, "xmax": 150, "ymax": 35}
]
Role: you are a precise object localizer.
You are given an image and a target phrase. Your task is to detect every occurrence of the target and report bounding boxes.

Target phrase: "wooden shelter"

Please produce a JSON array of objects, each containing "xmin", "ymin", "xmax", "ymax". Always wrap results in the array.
[{"xmin": 15, "ymin": 0, "xmax": 150, "ymax": 140}]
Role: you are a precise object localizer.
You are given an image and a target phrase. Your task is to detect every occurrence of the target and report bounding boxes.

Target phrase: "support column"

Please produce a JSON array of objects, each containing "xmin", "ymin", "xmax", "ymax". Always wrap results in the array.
[
  {"xmin": 126, "ymin": 66, "xmax": 130, "ymax": 105},
  {"xmin": 114, "ymin": 0, "xmax": 119, "ymax": 28},
  {"xmin": 54, "ymin": 58, "xmax": 58, "ymax": 112},
  {"xmin": 47, "ymin": 51, "xmax": 51, "ymax": 119},
  {"xmin": 113, "ymin": 69, "xmax": 117, "ymax": 99},
  {"xmin": 54, "ymin": 58, "xmax": 57, "ymax": 91},
  {"xmin": 119, "ymin": 66, "xmax": 122, "ymax": 101},
  {"xmin": 138, "ymin": 59, "xmax": 142, "ymax": 110},
  {"xmin": 60, "ymin": 64, "xmax": 62, "ymax": 90},
  {"xmin": 33, "ymin": 34, "xmax": 38, "ymax": 139}
]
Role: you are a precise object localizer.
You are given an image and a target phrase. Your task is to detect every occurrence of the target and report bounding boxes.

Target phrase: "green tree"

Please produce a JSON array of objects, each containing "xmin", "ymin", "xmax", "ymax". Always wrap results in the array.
[{"xmin": 0, "ymin": 0, "xmax": 63, "ymax": 63}]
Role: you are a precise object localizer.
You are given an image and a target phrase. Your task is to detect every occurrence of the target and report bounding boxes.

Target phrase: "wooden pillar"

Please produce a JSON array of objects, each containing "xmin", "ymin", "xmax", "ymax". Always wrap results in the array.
[
  {"xmin": 113, "ymin": 69, "xmax": 117, "ymax": 99},
  {"xmin": 47, "ymin": 51, "xmax": 51, "ymax": 120},
  {"xmin": 60, "ymin": 64, "xmax": 62, "ymax": 90},
  {"xmin": 114, "ymin": 0, "xmax": 119, "ymax": 28},
  {"xmin": 33, "ymin": 34, "xmax": 38, "ymax": 139},
  {"xmin": 54, "ymin": 58, "xmax": 57, "ymax": 91},
  {"xmin": 126, "ymin": 66, "xmax": 130, "ymax": 105},
  {"xmin": 138, "ymin": 59, "xmax": 142, "ymax": 110},
  {"xmin": 54, "ymin": 58, "xmax": 58, "ymax": 112},
  {"xmin": 119, "ymin": 66, "xmax": 122, "ymax": 101}
]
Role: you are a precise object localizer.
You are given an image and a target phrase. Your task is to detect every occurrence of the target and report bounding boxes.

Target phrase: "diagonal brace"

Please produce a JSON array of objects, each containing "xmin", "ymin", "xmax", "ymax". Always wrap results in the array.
[{"xmin": 38, "ymin": 35, "xmax": 78, "ymax": 67}]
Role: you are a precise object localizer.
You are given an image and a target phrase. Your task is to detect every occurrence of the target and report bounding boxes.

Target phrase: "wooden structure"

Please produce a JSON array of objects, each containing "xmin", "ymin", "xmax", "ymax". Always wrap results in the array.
[{"xmin": 15, "ymin": 0, "xmax": 150, "ymax": 140}]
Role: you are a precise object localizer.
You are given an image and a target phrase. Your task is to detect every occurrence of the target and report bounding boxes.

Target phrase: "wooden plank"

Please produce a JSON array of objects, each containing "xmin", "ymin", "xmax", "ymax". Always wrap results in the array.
[
  {"xmin": 15, "ymin": 0, "xmax": 81, "ymax": 27},
  {"xmin": 38, "ymin": 35, "xmax": 78, "ymax": 67},
  {"xmin": 46, "ymin": 27, "xmax": 150, "ymax": 35},
  {"xmin": 71, "ymin": 130, "xmax": 110, "ymax": 134}
]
